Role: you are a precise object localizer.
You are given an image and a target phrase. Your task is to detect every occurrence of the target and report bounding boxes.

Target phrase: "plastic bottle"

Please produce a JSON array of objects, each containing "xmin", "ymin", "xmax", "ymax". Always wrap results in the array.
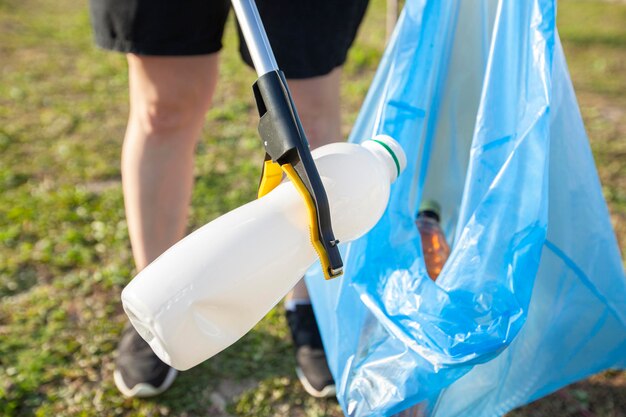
[
  {"xmin": 121, "ymin": 135, "xmax": 406, "ymax": 371},
  {"xmin": 416, "ymin": 200, "xmax": 450, "ymax": 280}
]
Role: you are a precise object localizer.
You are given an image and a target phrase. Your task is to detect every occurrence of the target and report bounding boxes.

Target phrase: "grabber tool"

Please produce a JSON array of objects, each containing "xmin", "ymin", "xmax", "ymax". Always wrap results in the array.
[{"xmin": 231, "ymin": 0, "xmax": 343, "ymax": 279}]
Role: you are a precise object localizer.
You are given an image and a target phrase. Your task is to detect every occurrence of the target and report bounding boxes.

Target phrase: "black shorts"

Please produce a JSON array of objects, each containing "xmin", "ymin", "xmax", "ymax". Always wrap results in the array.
[{"xmin": 89, "ymin": 0, "xmax": 369, "ymax": 79}]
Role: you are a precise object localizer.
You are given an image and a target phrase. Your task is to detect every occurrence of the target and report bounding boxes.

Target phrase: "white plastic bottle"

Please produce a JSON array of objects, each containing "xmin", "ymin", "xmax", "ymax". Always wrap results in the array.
[{"xmin": 121, "ymin": 135, "xmax": 406, "ymax": 371}]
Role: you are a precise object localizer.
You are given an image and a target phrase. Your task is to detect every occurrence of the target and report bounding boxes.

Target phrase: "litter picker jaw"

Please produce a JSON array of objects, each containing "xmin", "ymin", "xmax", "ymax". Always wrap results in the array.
[{"xmin": 231, "ymin": 0, "xmax": 343, "ymax": 279}]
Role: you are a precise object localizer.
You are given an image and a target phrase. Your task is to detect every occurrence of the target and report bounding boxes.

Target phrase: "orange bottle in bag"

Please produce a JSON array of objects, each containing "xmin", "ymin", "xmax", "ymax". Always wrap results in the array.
[{"xmin": 416, "ymin": 200, "xmax": 450, "ymax": 280}]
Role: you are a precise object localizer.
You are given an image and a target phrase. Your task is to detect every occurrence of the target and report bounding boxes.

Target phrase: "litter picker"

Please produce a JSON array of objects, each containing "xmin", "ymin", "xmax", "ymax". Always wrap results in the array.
[{"xmin": 231, "ymin": 0, "xmax": 344, "ymax": 279}]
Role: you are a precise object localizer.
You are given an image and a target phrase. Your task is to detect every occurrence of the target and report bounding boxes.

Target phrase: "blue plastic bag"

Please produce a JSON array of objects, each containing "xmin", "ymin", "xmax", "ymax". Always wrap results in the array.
[{"xmin": 305, "ymin": 1, "xmax": 626, "ymax": 416}]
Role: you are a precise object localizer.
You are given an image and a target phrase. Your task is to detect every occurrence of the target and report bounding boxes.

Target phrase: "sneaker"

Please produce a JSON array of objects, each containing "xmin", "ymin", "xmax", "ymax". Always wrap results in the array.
[
  {"xmin": 113, "ymin": 323, "xmax": 178, "ymax": 398},
  {"xmin": 286, "ymin": 304, "xmax": 336, "ymax": 398}
]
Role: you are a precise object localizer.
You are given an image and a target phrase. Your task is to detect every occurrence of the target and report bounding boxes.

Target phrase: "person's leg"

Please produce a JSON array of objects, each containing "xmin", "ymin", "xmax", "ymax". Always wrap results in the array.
[
  {"xmin": 114, "ymin": 54, "xmax": 219, "ymax": 398},
  {"xmin": 123, "ymin": 54, "xmax": 219, "ymax": 270},
  {"xmin": 281, "ymin": 67, "xmax": 343, "ymax": 398},
  {"xmin": 284, "ymin": 66, "xmax": 343, "ymax": 303},
  {"xmin": 288, "ymin": 67, "xmax": 343, "ymax": 149}
]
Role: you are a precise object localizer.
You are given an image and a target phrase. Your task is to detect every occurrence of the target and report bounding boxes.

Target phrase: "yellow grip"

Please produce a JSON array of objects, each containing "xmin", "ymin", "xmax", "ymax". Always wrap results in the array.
[
  {"xmin": 257, "ymin": 159, "xmax": 284, "ymax": 198},
  {"xmin": 257, "ymin": 160, "xmax": 340, "ymax": 280},
  {"xmin": 282, "ymin": 164, "xmax": 340, "ymax": 280}
]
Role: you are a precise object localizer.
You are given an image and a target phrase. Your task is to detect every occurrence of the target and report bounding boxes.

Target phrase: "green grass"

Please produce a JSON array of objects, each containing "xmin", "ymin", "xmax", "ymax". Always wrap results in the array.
[{"xmin": 0, "ymin": 0, "xmax": 624, "ymax": 416}]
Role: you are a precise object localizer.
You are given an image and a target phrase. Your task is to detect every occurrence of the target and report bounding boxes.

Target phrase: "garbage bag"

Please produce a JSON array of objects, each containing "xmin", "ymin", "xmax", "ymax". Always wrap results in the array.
[{"xmin": 304, "ymin": 0, "xmax": 626, "ymax": 416}]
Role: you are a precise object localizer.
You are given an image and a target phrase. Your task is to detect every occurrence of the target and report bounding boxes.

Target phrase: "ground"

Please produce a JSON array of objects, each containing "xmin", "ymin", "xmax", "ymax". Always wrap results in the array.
[{"xmin": 0, "ymin": 0, "xmax": 624, "ymax": 416}]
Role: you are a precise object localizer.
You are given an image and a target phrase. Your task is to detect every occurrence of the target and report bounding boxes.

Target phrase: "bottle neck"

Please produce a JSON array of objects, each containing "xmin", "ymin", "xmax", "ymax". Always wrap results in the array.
[
  {"xmin": 362, "ymin": 139, "xmax": 403, "ymax": 183},
  {"xmin": 418, "ymin": 210, "xmax": 440, "ymax": 223}
]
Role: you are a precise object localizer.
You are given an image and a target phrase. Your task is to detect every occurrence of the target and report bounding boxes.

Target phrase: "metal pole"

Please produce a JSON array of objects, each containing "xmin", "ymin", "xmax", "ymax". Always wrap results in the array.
[{"xmin": 231, "ymin": 0, "xmax": 279, "ymax": 76}]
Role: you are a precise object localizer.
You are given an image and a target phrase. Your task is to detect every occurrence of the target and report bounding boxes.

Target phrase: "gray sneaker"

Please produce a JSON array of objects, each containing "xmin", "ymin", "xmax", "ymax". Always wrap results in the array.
[
  {"xmin": 113, "ymin": 323, "xmax": 178, "ymax": 398},
  {"xmin": 286, "ymin": 304, "xmax": 336, "ymax": 398}
]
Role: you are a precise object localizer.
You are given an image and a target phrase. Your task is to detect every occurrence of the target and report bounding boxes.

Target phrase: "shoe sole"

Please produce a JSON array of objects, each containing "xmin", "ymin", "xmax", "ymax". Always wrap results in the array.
[
  {"xmin": 114, "ymin": 367, "xmax": 178, "ymax": 398},
  {"xmin": 295, "ymin": 367, "xmax": 336, "ymax": 398}
]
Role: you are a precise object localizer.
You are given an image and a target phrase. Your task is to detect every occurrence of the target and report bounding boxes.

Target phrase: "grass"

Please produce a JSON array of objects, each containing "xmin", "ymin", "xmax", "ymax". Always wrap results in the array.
[{"xmin": 0, "ymin": 0, "xmax": 624, "ymax": 416}]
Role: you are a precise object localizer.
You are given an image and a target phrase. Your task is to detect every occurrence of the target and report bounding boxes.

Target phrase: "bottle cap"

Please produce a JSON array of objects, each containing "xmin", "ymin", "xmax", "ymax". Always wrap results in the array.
[{"xmin": 418, "ymin": 199, "xmax": 441, "ymax": 222}]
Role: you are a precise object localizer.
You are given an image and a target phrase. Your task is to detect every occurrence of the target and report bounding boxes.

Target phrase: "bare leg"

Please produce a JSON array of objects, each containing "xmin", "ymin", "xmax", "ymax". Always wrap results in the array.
[
  {"xmin": 284, "ymin": 67, "xmax": 343, "ymax": 302},
  {"xmin": 115, "ymin": 54, "xmax": 220, "ymax": 398},
  {"xmin": 122, "ymin": 54, "xmax": 219, "ymax": 271}
]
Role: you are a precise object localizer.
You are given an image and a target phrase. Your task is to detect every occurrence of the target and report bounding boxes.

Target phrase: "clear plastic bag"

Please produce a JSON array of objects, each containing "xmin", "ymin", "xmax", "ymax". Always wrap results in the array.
[{"xmin": 305, "ymin": 1, "xmax": 626, "ymax": 416}]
